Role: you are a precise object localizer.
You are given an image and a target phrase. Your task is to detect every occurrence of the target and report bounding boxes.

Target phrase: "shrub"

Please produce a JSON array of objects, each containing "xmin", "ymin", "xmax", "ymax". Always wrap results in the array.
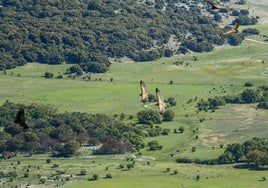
[
  {"xmin": 52, "ymin": 163, "xmax": 59, "ymax": 168},
  {"xmin": 163, "ymin": 109, "xmax": 175, "ymax": 121},
  {"xmin": 24, "ymin": 172, "xmax": 29, "ymax": 178},
  {"xmin": 242, "ymin": 28, "xmax": 260, "ymax": 35},
  {"xmin": 39, "ymin": 178, "xmax": 46, "ymax": 184},
  {"xmin": 175, "ymin": 158, "xmax": 193, "ymax": 163},
  {"xmin": 244, "ymin": 81, "xmax": 253, "ymax": 87},
  {"xmin": 148, "ymin": 140, "xmax": 163, "ymax": 151},
  {"xmin": 127, "ymin": 163, "xmax": 134, "ymax": 170},
  {"xmin": 106, "ymin": 173, "xmax": 112, "ymax": 179},
  {"xmin": 92, "ymin": 174, "xmax": 99, "ymax": 180},
  {"xmin": 67, "ymin": 64, "xmax": 83, "ymax": 76},
  {"xmin": 167, "ymin": 97, "xmax": 177, "ymax": 106},
  {"xmin": 119, "ymin": 164, "xmax": 125, "ymax": 169},
  {"xmin": 148, "ymin": 93, "xmax": 157, "ymax": 102},
  {"xmin": 161, "ymin": 128, "xmax": 170, "ymax": 135},
  {"xmin": 178, "ymin": 126, "xmax": 185, "ymax": 133},
  {"xmin": 44, "ymin": 72, "xmax": 54, "ymax": 78},
  {"xmin": 241, "ymin": 89, "xmax": 260, "ymax": 103},
  {"xmin": 196, "ymin": 174, "xmax": 200, "ymax": 181},
  {"xmin": 56, "ymin": 74, "xmax": 63, "ymax": 79},
  {"xmin": 137, "ymin": 109, "xmax": 162, "ymax": 124},
  {"xmin": 80, "ymin": 169, "xmax": 87, "ymax": 175}
]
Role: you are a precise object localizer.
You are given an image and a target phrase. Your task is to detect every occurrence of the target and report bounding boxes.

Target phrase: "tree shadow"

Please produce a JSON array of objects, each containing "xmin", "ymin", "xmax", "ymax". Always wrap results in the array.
[{"xmin": 233, "ymin": 163, "xmax": 268, "ymax": 171}]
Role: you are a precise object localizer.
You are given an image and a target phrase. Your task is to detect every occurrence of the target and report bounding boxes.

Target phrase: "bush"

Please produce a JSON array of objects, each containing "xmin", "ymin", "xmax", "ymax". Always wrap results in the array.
[
  {"xmin": 161, "ymin": 128, "xmax": 170, "ymax": 135},
  {"xmin": 242, "ymin": 28, "xmax": 260, "ymax": 35},
  {"xmin": 163, "ymin": 109, "xmax": 175, "ymax": 121},
  {"xmin": 257, "ymin": 102, "xmax": 268, "ymax": 109},
  {"xmin": 175, "ymin": 158, "xmax": 193, "ymax": 163},
  {"xmin": 137, "ymin": 109, "xmax": 162, "ymax": 124},
  {"xmin": 39, "ymin": 178, "xmax": 46, "ymax": 184},
  {"xmin": 167, "ymin": 97, "xmax": 177, "ymax": 106},
  {"xmin": 244, "ymin": 81, "xmax": 253, "ymax": 87},
  {"xmin": 56, "ymin": 74, "xmax": 63, "ymax": 79},
  {"xmin": 227, "ymin": 34, "xmax": 244, "ymax": 46},
  {"xmin": 148, "ymin": 93, "xmax": 157, "ymax": 102},
  {"xmin": 178, "ymin": 126, "xmax": 185, "ymax": 133},
  {"xmin": 52, "ymin": 163, "xmax": 59, "ymax": 168},
  {"xmin": 80, "ymin": 169, "xmax": 87, "ymax": 175},
  {"xmin": 44, "ymin": 72, "xmax": 54, "ymax": 78},
  {"xmin": 92, "ymin": 174, "xmax": 99, "ymax": 180},
  {"xmin": 241, "ymin": 89, "xmax": 260, "ymax": 103},
  {"xmin": 24, "ymin": 172, "xmax": 29, "ymax": 178},
  {"xmin": 148, "ymin": 140, "xmax": 163, "ymax": 151},
  {"xmin": 127, "ymin": 163, "xmax": 134, "ymax": 170},
  {"xmin": 106, "ymin": 173, "xmax": 112, "ymax": 179},
  {"xmin": 67, "ymin": 64, "xmax": 83, "ymax": 76},
  {"xmin": 119, "ymin": 164, "xmax": 125, "ymax": 169}
]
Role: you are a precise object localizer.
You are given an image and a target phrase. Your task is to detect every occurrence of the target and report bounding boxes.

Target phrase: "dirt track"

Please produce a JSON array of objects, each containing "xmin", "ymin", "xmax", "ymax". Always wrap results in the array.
[{"xmin": 245, "ymin": 38, "xmax": 268, "ymax": 44}]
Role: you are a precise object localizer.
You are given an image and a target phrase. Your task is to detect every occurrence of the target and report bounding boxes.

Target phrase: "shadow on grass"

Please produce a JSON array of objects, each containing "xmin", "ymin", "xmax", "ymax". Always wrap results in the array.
[{"xmin": 233, "ymin": 163, "xmax": 268, "ymax": 171}]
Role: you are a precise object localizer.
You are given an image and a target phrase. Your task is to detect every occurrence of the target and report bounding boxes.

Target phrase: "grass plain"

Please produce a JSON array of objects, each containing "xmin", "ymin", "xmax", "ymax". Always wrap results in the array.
[{"xmin": 1, "ymin": 3, "xmax": 268, "ymax": 188}]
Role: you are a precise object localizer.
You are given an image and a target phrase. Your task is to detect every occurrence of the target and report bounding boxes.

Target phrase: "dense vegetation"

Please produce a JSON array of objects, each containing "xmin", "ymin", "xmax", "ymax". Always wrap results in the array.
[
  {"xmin": 218, "ymin": 137, "xmax": 268, "ymax": 168},
  {"xmin": 0, "ymin": 100, "xmax": 177, "ymax": 158},
  {"xmin": 0, "ymin": 0, "xmax": 258, "ymax": 72},
  {"xmin": 0, "ymin": 101, "xmax": 145, "ymax": 157}
]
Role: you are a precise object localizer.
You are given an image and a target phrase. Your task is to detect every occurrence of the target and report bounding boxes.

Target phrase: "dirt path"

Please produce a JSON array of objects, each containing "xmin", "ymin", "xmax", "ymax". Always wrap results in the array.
[{"xmin": 245, "ymin": 38, "xmax": 268, "ymax": 45}]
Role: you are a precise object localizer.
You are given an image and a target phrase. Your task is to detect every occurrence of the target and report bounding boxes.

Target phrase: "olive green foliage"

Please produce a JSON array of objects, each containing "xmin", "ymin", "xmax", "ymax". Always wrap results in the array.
[
  {"xmin": 0, "ymin": 0, "xmax": 256, "ymax": 71},
  {"xmin": 147, "ymin": 140, "xmax": 163, "ymax": 151},
  {"xmin": 197, "ymin": 86, "xmax": 268, "ymax": 111},
  {"xmin": 137, "ymin": 109, "xmax": 162, "ymax": 125},
  {"xmin": 242, "ymin": 28, "xmax": 260, "ymax": 36},
  {"xmin": 162, "ymin": 109, "xmax": 175, "ymax": 121},
  {"xmin": 44, "ymin": 71, "xmax": 54, "ymax": 78},
  {"xmin": 218, "ymin": 137, "xmax": 268, "ymax": 168},
  {"xmin": 0, "ymin": 101, "xmax": 147, "ymax": 156},
  {"xmin": 94, "ymin": 138, "xmax": 133, "ymax": 155},
  {"xmin": 244, "ymin": 81, "xmax": 253, "ymax": 87},
  {"xmin": 67, "ymin": 64, "xmax": 83, "ymax": 76}
]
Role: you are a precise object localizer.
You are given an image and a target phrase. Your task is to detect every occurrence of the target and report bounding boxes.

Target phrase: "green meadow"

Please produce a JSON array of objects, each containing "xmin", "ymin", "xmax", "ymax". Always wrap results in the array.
[{"xmin": 1, "ymin": 18, "xmax": 268, "ymax": 188}]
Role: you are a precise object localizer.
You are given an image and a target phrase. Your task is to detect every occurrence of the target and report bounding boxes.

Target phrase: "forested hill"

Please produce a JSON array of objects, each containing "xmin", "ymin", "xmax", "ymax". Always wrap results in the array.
[{"xmin": 0, "ymin": 0, "xmax": 257, "ymax": 72}]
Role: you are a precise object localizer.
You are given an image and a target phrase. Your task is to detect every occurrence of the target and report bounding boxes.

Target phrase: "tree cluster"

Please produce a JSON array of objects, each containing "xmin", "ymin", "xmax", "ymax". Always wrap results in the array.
[
  {"xmin": 175, "ymin": 137, "xmax": 268, "ymax": 168},
  {"xmin": 197, "ymin": 85, "xmax": 268, "ymax": 111},
  {"xmin": 218, "ymin": 137, "xmax": 268, "ymax": 168},
  {"xmin": 0, "ymin": 0, "xmax": 257, "ymax": 71},
  {"xmin": 137, "ymin": 108, "xmax": 175, "ymax": 125},
  {"xmin": 0, "ymin": 101, "xmax": 147, "ymax": 157}
]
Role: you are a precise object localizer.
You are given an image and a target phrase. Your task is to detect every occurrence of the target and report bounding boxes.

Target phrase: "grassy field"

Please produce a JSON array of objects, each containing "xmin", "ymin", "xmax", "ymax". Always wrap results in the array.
[
  {"xmin": 1, "ymin": 36, "xmax": 268, "ymax": 187},
  {"xmin": 0, "ymin": 153, "xmax": 267, "ymax": 188},
  {"xmin": 0, "ymin": 39, "xmax": 267, "ymax": 188},
  {"xmin": 1, "ymin": 3, "xmax": 268, "ymax": 188}
]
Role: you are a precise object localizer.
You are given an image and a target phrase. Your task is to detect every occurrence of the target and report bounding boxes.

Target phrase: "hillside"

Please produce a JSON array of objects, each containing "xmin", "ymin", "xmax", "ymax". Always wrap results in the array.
[
  {"xmin": 0, "ymin": 0, "xmax": 258, "ymax": 72},
  {"xmin": 0, "ymin": 1, "xmax": 268, "ymax": 188}
]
